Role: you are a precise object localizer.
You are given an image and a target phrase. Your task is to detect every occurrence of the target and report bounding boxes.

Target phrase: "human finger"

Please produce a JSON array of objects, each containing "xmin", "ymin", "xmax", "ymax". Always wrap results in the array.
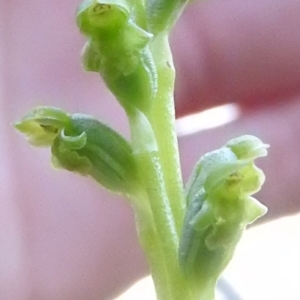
[{"xmin": 172, "ymin": 0, "xmax": 300, "ymax": 116}]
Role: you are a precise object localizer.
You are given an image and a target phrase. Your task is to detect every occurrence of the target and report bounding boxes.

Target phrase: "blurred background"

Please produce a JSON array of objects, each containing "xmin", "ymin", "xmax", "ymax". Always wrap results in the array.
[{"xmin": 1, "ymin": 0, "xmax": 300, "ymax": 299}]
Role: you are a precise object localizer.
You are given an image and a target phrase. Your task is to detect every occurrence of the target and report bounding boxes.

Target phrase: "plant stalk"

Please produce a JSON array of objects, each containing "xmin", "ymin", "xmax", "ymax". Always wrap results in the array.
[{"xmin": 127, "ymin": 33, "xmax": 202, "ymax": 300}]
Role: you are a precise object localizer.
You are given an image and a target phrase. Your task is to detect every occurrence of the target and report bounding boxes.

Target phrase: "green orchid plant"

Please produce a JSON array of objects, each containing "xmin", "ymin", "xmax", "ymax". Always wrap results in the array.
[{"xmin": 15, "ymin": 0, "xmax": 269, "ymax": 299}]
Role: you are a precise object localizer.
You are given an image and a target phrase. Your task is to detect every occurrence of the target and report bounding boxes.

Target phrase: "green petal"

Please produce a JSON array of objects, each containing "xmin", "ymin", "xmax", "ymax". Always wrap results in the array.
[{"xmin": 14, "ymin": 106, "xmax": 70, "ymax": 147}]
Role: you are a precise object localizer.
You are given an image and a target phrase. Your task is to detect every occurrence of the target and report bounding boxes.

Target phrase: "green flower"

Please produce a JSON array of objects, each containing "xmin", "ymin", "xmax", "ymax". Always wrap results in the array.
[
  {"xmin": 77, "ymin": 0, "xmax": 157, "ymax": 113},
  {"xmin": 179, "ymin": 135, "xmax": 268, "ymax": 282},
  {"xmin": 15, "ymin": 106, "xmax": 139, "ymax": 195}
]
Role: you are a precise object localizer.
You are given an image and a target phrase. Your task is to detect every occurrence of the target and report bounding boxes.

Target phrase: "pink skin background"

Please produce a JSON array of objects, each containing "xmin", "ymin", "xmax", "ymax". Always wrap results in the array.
[{"xmin": 1, "ymin": 0, "xmax": 300, "ymax": 299}]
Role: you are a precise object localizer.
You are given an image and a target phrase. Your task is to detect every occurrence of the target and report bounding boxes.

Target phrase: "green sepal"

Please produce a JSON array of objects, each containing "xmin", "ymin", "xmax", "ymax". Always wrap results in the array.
[
  {"xmin": 179, "ymin": 135, "xmax": 268, "ymax": 282},
  {"xmin": 15, "ymin": 107, "xmax": 139, "ymax": 196},
  {"xmin": 52, "ymin": 113, "xmax": 139, "ymax": 194},
  {"xmin": 226, "ymin": 135, "xmax": 269, "ymax": 159}
]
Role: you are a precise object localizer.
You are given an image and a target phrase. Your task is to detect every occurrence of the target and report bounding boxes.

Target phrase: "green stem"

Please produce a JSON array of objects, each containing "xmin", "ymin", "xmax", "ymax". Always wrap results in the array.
[
  {"xmin": 128, "ymin": 109, "xmax": 182, "ymax": 297},
  {"xmin": 127, "ymin": 33, "xmax": 201, "ymax": 299},
  {"xmin": 131, "ymin": 192, "xmax": 174, "ymax": 299},
  {"xmin": 148, "ymin": 33, "xmax": 186, "ymax": 235},
  {"xmin": 128, "ymin": 115, "xmax": 195, "ymax": 300}
]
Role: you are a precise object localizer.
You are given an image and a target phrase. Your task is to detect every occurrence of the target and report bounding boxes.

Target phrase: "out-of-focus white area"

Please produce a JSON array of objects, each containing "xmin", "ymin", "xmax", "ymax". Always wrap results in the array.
[
  {"xmin": 225, "ymin": 213, "xmax": 300, "ymax": 300},
  {"xmin": 116, "ymin": 214, "xmax": 300, "ymax": 300},
  {"xmin": 115, "ymin": 275, "xmax": 231, "ymax": 300},
  {"xmin": 116, "ymin": 105, "xmax": 300, "ymax": 300},
  {"xmin": 176, "ymin": 103, "xmax": 240, "ymax": 137},
  {"xmin": 115, "ymin": 276, "xmax": 156, "ymax": 300}
]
